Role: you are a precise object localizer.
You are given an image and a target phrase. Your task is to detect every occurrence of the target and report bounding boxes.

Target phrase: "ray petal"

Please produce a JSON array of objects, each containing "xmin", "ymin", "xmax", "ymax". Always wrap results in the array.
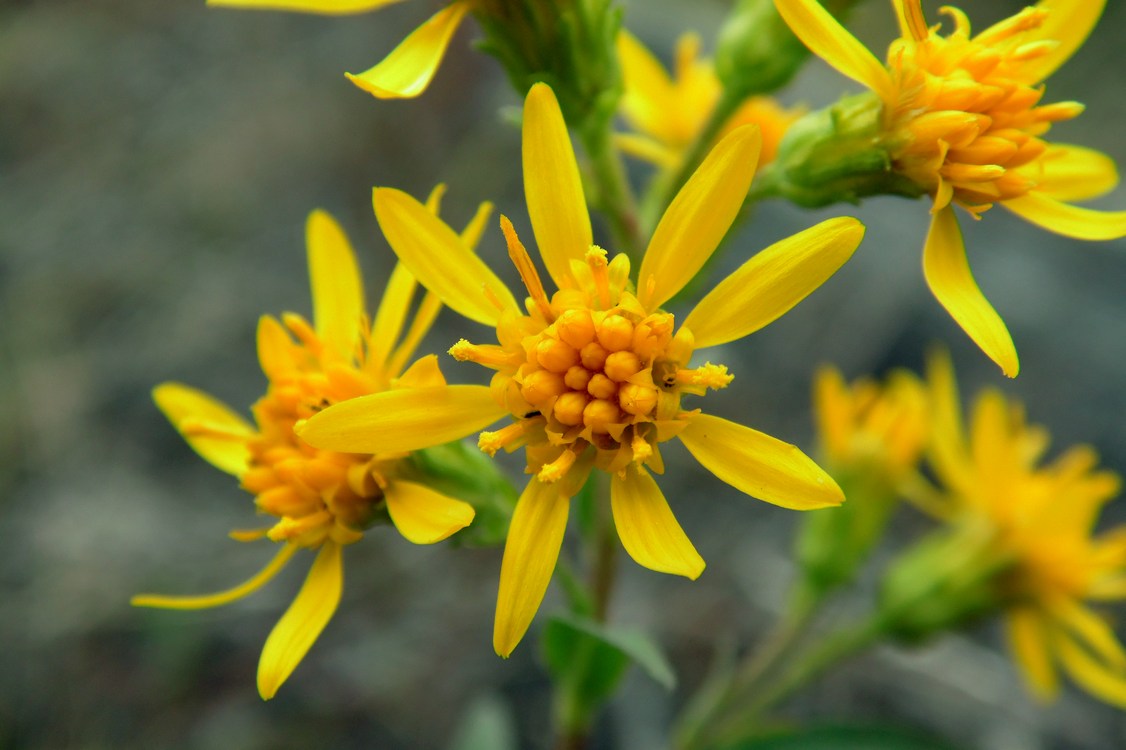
[
  {"xmin": 297, "ymin": 384, "xmax": 506, "ymax": 453},
  {"xmin": 638, "ymin": 125, "xmax": 761, "ymax": 309},
  {"xmin": 1017, "ymin": 0, "xmax": 1106, "ymax": 84},
  {"xmin": 494, "ymin": 479, "xmax": 570, "ymax": 657},
  {"xmin": 1056, "ymin": 629, "xmax": 1126, "ymax": 708},
  {"xmin": 346, "ymin": 2, "xmax": 469, "ymax": 99},
  {"xmin": 523, "ymin": 83, "xmax": 593, "ymax": 289},
  {"xmin": 773, "ymin": 0, "xmax": 894, "ymax": 99},
  {"xmin": 132, "ymin": 544, "xmax": 297, "ymax": 610},
  {"xmin": 153, "ymin": 383, "xmax": 254, "ymax": 476},
  {"xmin": 678, "ymin": 414, "xmax": 844, "ymax": 510},
  {"xmin": 257, "ymin": 542, "xmax": 343, "ymax": 700},
  {"xmin": 610, "ymin": 466, "xmax": 705, "ymax": 579},
  {"xmin": 1005, "ymin": 608, "xmax": 1060, "ymax": 701},
  {"xmin": 384, "ymin": 479, "xmax": 475, "ymax": 544},
  {"xmin": 1002, "ymin": 192, "xmax": 1126, "ymax": 241},
  {"xmin": 922, "ymin": 206, "xmax": 1019, "ymax": 378},
  {"xmin": 207, "ymin": 0, "xmax": 404, "ymax": 13},
  {"xmin": 1023, "ymin": 144, "xmax": 1119, "ymax": 203},
  {"xmin": 307, "ymin": 210, "xmax": 365, "ymax": 361},
  {"xmin": 683, "ymin": 217, "xmax": 862, "ymax": 347},
  {"xmin": 373, "ymin": 187, "xmax": 517, "ymax": 326}
]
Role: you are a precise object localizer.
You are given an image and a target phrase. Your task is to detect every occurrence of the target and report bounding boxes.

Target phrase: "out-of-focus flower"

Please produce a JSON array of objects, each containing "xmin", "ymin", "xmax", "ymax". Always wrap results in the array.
[
  {"xmin": 616, "ymin": 29, "xmax": 803, "ymax": 169},
  {"xmin": 299, "ymin": 82, "xmax": 864, "ymax": 657},
  {"xmin": 208, "ymin": 0, "xmax": 471, "ymax": 99},
  {"xmin": 133, "ymin": 204, "xmax": 485, "ymax": 699},
  {"xmin": 774, "ymin": 0, "xmax": 1126, "ymax": 378},
  {"xmin": 887, "ymin": 351, "xmax": 1126, "ymax": 707}
]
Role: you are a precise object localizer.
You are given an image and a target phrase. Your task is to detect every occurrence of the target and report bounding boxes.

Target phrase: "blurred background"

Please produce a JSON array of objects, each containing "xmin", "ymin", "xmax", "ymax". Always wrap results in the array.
[{"xmin": 2, "ymin": 0, "xmax": 1125, "ymax": 747}]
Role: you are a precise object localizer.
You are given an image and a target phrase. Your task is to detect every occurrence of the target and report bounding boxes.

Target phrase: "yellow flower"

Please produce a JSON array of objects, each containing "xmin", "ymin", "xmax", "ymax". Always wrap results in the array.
[
  {"xmin": 922, "ymin": 350, "xmax": 1126, "ymax": 707},
  {"xmin": 298, "ymin": 83, "xmax": 864, "ymax": 657},
  {"xmin": 207, "ymin": 0, "xmax": 471, "ymax": 99},
  {"xmin": 814, "ymin": 364, "xmax": 928, "ymax": 481},
  {"xmin": 774, "ymin": 0, "xmax": 1126, "ymax": 378},
  {"xmin": 616, "ymin": 29, "xmax": 803, "ymax": 169},
  {"xmin": 133, "ymin": 203, "xmax": 486, "ymax": 699}
]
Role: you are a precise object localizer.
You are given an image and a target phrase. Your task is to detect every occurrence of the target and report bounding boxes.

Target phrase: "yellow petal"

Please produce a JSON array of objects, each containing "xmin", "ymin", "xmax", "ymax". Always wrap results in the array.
[
  {"xmin": 616, "ymin": 29, "xmax": 675, "ymax": 139},
  {"xmin": 207, "ymin": 0, "xmax": 404, "ymax": 13},
  {"xmin": 678, "ymin": 414, "xmax": 844, "ymax": 510},
  {"xmin": 257, "ymin": 542, "xmax": 343, "ymax": 700},
  {"xmin": 394, "ymin": 353, "xmax": 447, "ymax": 389},
  {"xmin": 614, "ymin": 133, "xmax": 680, "ymax": 169},
  {"xmin": 1056, "ymin": 629, "xmax": 1126, "ymax": 708},
  {"xmin": 494, "ymin": 479, "xmax": 570, "ymax": 657},
  {"xmin": 610, "ymin": 466, "xmax": 705, "ymax": 579},
  {"xmin": 924, "ymin": 347, "xmax": 973, "ymax": 493},
  {"xmin": 813, "ymin": 365, "xmax": 852, "ymax": 463},
  {"xmin": 384, "ymin": 479, "xmax": 475, "ymax": 544},
  {"xmin": 307, "ymin": 210, "xmax": 365, "ymax": 360},
  {"xmin": 371, "ymin": 262, "xmax": 417, "ymax": 360},
  {"xmin": 297, "ymin": 384, "xmax": 506, "ymax": 453},
  {"xmin": 522, "ymin": 83, "xmax": 593, "ymax": 289},
  {"xmin": 1047, "ymin": 596, "xmax": 1126, "ymax": 670},
  {"xmin": 922, "ymin": 206, "xmax": 1019, "ymax": 378},
  {"xmin": 1005, "ymin": 608, "xmax": 1060, "ymax": 701},
  {"xmin": 257, "ymin": 315, "xmax": 297, "ymax": 380},
  {"xmin": 772, "ymin": 0, "xmax": 893, "ymax": 100},
  {"xmin": 373, "ymin": 187, "xmax": 517, "ymax": 326},
  {"xmin": 132, "ymin": 543, "xmax": 297, "ymax": 610},
  {"xmin": 1023, "ymin": 144, "xmax": 1119, "ymax": 203},
  {"xmin": 153, "ymin": 383, "xmax": 254, "ymax": 476},
  {"xmin": 1002, "ymin": 192, "xmax": 1126, "ymax": 241},
  {"xmin": 638, "ymin": 125, "xmax": 762, "ymax": 309},
  {"xmin": 346, "ymin": 2, "xmax": 469, "ymax": 99},
  {"xmin": 1016, "ymin": 0, "xmax": 1106, "ymax": 84},
  {"xmin": 683, "ymin": 217, "xmax": 863, "ymax": 347}
]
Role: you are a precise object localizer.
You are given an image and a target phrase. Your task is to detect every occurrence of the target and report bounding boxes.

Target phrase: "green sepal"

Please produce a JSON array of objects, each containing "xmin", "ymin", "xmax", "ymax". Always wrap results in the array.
[{"xmin": 404, "ymin": 440, "xmax": 518, "ymax": 548}]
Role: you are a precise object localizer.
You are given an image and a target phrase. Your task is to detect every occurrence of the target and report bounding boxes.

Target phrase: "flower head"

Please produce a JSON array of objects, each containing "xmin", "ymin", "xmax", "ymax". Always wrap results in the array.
[
  {"xmin": 133, "ymin": 204, "xmax": 484, "ymax": 698},
  {"xmin": 774, "ymin": 0, "xmax": 1126, "ymax": 378},
  {"xmin": 918, "ymin": 350, "xmax": 1126, "ymax": 707},
  {"xmin": 208, "ymin": 0, "xmax": 471, "ymax": 99},
  {"xmin": 617, "ymin": 29, "xmax": 803, "ymax": 169},
  {"xmin": 299, "ymin": 83, "xmax": 864, "ymax": 656}
]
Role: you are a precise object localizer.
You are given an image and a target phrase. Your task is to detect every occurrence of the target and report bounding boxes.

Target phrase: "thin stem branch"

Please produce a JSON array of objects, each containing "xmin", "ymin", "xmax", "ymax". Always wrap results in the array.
[{"xmin": 580, "ymin": 121, "xmax": 643, "ymax": 262}]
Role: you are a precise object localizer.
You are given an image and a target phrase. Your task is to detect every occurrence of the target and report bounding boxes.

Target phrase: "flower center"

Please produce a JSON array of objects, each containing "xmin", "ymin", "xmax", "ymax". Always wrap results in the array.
[
  {"xmin": 452, "ymin": 217, "xmax": 732, "ymax": 484},
  {"xmin": 883, "ymin": 3, "xmax": 1083, "ymax": 214}
]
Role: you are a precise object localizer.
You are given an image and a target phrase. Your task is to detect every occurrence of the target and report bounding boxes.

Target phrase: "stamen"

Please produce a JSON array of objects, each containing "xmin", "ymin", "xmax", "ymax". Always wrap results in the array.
[
  {"xmin": 630, "ymin": 430, "xmax": 653, "ymax": 463},
  {"xmin": 538, "ymin": 445, "xmax": 581, "ymax": 483},
  {"xmin": 676, "ymin": 363, "xmax": 734, "ymax": 390},
  {"xmin": 267, "ymin": 510, "xmax": 334, "ymax": 542},
  {"xmin": 478, "ymin": 422, "xmax": 526, "ymax": 456},
  {"xmin": 282, "ymin": 313, "xmax": 323, "ymax": 353},
  {"xmin": 583, "ymin": 399, "xmax": 621, "ymax": 435},
  {"xmin": 228, "ymin": 528, "xmax": 270, "ymax": 542},
  {"xmin": 585, "ymin": 246, "xmax": 612, "ymax": 309},
  {"xmin": 619, "ymin": 383, "xmax": 658, "ymax": 417},
  {"xmin": 449, "ymin": 339, "xmax": 520, "ymax": 368},
  {"xmin": 501, "ymin": 215, "xmax": 554, "ymax": 321},
  {"xmin": 596, "ymin": 314, "xmax": 634, "ymax": 352},
  {"xmin": 896, "ymin": 0, "xmax": 928, "ymax": 42}
]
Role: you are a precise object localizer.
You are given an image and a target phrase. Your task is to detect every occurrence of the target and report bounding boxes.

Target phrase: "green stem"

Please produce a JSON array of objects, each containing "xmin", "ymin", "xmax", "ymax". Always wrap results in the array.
[{"xmin": 580, "ymin": 121, "xmax": 643, "ymax": 262}]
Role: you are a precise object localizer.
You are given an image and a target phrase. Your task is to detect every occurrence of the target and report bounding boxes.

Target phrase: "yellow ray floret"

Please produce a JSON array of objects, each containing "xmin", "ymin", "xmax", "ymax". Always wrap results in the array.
[{"xmin": 299, "ymin": 82, "xmax": 866, "ymax": 657}]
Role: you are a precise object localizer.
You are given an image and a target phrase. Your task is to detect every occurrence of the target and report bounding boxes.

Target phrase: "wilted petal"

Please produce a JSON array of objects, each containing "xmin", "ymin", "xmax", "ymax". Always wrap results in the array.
[
  {"xmin": 153, "ymin": 383, "xmax": 254, "ymax": 476},
  {"xmin": 298, "ymin": 384, "xmax": 506, "ymax": 453},
  {"xmin": 307, "ymin": 210, "xmax": 365, "ymax": 361},
  {"xmin": 922, "ymin": 206, "xmax": 1019, "ymax": 378},
  {"xmin": 373, "ymin": 187, "xmax": 517, "ymax": 326},
  {"xmin": 523, "ymin": 83, "xmax": 593, "ymax": 289},
  {"xmin": 132, "ymin": 544, "xmax": 297, "ymax": 610},
  {"xmin": 639, "ymin": 125, "xmax": 761, "ymax": 309},
  {"xmin": 773, "ymin": 0, "xmax": 894, "ymax": 99},
  {"xmin": 1003, "ymin": 192, "xmax": 1126, "ymax": 241},
  {"xmin": 683, "ymin": 217, "xmax": 863, "ymax": 348},
  {"xmin": 257, "ymin": 542, "xmax": 343, "ymax": 700},
  {"xmin": 494, "ymin": 480, "xmax": 570, "ymax": 657},
  {"xmin": 611, "ymin": 466, "xmax": 705, "ymax": 579},
  {"xmin": 384, "ymin": 479, "xmax": 475, "ymax": 544},
  {"xmin": 679, "ymin": 414, "xmax": 844, "ymax": 509},
  {"xmin": 346, "ymin": 2, "xmax": 469, "ymax": 99}
]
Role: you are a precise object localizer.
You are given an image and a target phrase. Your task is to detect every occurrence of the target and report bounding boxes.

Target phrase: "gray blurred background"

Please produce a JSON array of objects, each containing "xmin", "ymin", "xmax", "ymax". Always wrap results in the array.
[{"xmin": 2, "ymin": 0, "xmax": 1125, "ymax": 748}]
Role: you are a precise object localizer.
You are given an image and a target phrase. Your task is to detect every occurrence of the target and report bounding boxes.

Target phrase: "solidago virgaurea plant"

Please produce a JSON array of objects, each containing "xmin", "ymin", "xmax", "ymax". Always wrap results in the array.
[
  {"xmin": 770, "ymin": 0, "xmax": 1126, "ymax": 378},
  {"xmin": 880, "ymin": 351, "xmax": 1126, "ymax": 708},
  {"xmin": 133, "ymin": 203, "xmax": 491, "ymax": 699},
  {"xmin": 297, "ymin": 82, "xmax": 865, "ymax": 658}
]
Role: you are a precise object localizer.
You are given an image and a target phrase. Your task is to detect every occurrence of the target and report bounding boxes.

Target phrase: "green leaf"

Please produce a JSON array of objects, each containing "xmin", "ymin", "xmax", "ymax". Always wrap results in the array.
[
  {"xmin": 446, "ymin": 695, "xmax": 518, "ymax": 750},
  {"xmin": 545, "ymin": 613, "xmax": 677, "ymax": 690},
  {"xmin": 718, "ymin": 725, "xmax": 962, "ymax": 750},
  {"xmin": 543, "ymin": 616, "xmax": 631, "ymax": 712}
]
